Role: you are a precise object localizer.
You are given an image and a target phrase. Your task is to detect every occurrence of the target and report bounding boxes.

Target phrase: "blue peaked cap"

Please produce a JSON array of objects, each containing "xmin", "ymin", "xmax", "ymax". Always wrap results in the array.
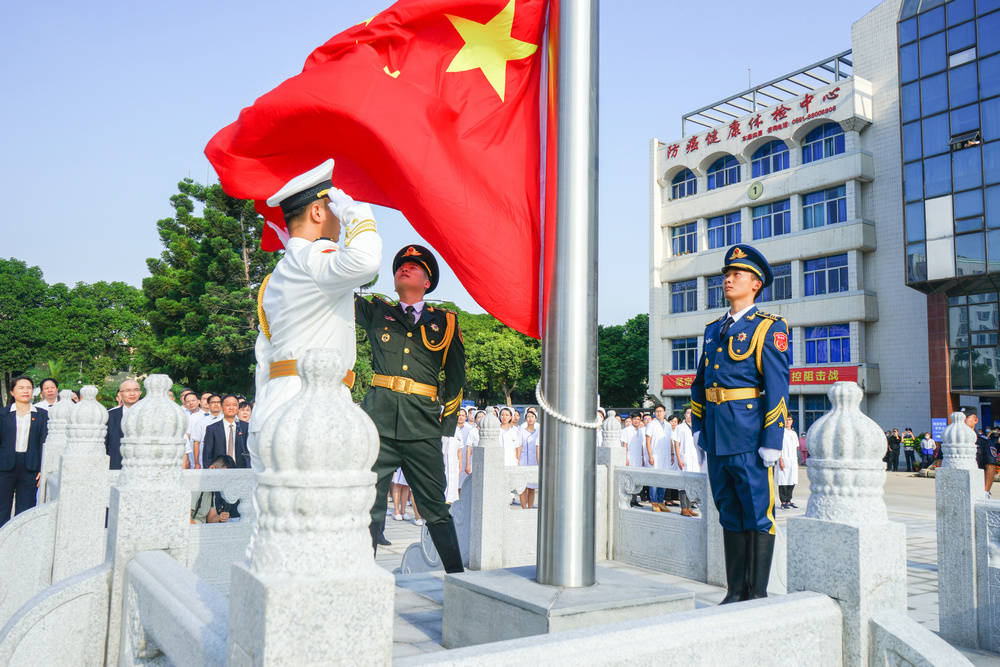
[{"xmin": 722, "ymin": 244, "xmax": 773, "ymax": 288}]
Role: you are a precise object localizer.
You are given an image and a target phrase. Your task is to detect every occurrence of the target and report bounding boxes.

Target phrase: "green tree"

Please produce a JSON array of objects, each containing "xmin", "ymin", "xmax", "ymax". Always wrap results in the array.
[
  {"xmin": 141, "ymin": 180, "xmax": 278, "ymax": 396},
  {"xmin": 598, "ymin": 313, "xmax": 649, "ymax": 408},
  {"xmin": 466, "ymin": 328, "xmax": 541, "ymax": 406},
  {"xmin": 0, "ymin": 258, "xmax": 51, "ymax": 401}
]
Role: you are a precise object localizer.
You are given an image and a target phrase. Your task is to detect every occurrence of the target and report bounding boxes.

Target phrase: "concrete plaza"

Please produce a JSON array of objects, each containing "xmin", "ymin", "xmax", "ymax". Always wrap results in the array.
[{"xmin": 379, "ymin": 468, "xmax": 1000, "ymax": 664}]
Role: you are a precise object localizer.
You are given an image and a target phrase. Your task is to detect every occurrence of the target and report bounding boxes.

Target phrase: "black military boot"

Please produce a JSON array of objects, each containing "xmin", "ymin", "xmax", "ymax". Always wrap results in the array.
[
  {"xmin": 746, "ymin": 531, "xmax": 775, "ymax": 599},
  {"xmin": 369, "ymin": 520, "xmax": 391, "ymax": 556},
  {"xmin": 720, "ymin": 529, "xmax": 747, "ymax": 604},
  {"xmin": 427, "ymin": 521, "xmax": 465, "ymax": 573}
]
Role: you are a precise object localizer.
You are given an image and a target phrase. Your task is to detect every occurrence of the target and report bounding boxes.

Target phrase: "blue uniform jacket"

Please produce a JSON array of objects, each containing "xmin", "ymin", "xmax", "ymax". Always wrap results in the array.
[{"xmin": 690, "ymin": 305, "xmax": 790, "ymax": 457}]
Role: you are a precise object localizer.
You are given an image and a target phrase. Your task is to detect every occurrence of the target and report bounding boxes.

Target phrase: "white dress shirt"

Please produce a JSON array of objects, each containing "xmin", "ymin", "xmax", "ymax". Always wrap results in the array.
[{"xmin": 11, "ymin": 405, "xmax": 36, "ymax": 453}]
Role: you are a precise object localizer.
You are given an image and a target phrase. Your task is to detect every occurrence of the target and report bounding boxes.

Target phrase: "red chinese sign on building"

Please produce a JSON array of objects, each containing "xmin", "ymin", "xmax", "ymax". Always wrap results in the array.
[{"xmin": 662, "ymin": 365, "xmax": 858, "ymax": 391}]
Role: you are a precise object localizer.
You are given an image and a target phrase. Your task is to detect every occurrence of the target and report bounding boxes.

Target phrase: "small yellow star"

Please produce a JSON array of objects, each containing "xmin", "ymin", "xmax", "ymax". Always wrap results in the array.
[{"xmin": 445, "ymin": 0, "xmax": 538, "ymax": 102}]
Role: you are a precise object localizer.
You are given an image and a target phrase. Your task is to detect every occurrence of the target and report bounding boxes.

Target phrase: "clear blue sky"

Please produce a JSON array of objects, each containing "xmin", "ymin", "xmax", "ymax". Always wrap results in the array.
[{"xmin": 0, "ymin": 0, "xmax": 880, "ymax": 325}]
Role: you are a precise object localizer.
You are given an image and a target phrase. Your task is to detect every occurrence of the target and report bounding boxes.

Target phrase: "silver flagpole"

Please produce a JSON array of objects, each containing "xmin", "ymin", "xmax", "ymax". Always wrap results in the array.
[{"xmin": 536, "ymin": 0, "xmax": 599, "ymax": 588}]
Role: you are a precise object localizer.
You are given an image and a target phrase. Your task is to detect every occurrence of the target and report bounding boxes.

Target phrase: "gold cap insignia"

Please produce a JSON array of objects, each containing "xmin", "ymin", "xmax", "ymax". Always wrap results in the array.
[
  {"xmin": 403, "ymin": 246, "xmax": 421, "ymax": 257},
  {"xmin": 730, "ymin": 247, "xmax": 748, "ymax": 259}
]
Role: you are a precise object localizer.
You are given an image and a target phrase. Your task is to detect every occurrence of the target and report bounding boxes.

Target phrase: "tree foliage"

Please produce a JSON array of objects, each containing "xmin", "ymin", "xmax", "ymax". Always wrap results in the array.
[
  {"xmin": 597, "ymin": 313, "xmax": 649, "ymax": 408},
  {"xmin": 141, "ymin": 179, "xmax": 278, "ymax": 396}
]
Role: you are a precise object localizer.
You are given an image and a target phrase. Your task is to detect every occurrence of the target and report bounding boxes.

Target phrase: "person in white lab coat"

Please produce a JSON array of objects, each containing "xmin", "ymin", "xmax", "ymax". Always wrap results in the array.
[{"xmin": 777, "ymin": 417, "xmax": 800, "ymax": 509}]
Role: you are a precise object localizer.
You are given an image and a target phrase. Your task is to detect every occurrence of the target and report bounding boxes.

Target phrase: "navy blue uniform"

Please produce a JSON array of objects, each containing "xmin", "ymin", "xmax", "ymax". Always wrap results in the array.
[{"xmin": 690, "ymin": 305, "xmax": 790, "ymax": 533}]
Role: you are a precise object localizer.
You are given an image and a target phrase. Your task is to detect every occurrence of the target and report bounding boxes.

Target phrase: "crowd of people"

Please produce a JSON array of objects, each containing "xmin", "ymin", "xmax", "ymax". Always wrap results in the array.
[{"xmin": 883, "ymin": 427, "xmax": 939, "ymax": 473}]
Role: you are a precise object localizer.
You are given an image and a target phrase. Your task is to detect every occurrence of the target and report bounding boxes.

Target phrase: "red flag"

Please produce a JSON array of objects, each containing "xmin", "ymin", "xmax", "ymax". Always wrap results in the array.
[{"xmin": 206, "ymin": 0, "xmax": 547, "ymax": 337}]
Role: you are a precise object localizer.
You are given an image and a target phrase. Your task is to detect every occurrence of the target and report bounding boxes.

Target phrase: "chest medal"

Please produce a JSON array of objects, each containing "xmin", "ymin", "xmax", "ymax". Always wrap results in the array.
[
  {"xmin": 381, "ymin": 333, "xmax": 391, "ymax": 343},
  {"xmin": 737, "ymin": 332, "xmax": 747, "ymax": 342}
]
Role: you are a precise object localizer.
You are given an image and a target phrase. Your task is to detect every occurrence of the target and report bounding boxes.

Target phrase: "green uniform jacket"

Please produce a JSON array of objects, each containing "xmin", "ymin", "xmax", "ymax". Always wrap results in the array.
[{"xmin": 355, "ymin": 295, "xmax": 465, "ymax": 440}]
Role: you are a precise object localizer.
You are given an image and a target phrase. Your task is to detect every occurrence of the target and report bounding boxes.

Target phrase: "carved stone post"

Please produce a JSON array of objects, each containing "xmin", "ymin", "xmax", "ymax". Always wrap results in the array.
[
  {"xmin": 227, "ymin": 349, "xmax": 394, "ymax": 666},
  {"xmin": 787, "ymin": 382, "xmax": 905, "ymax": 666},
  {"xmin": 595, "ymin": 416, "xmax": 623, "ymax": 561},
  {"xmin": 467, "ymin": 413, "xmax": 505, "ymax": 571},
  {"xmin": 936, "ymin": 411, "xmax": 980, "ymax": 647},
  {"xmin": 38, "ymin": 389, "xmax": 77, "ymax": 501},
  {"xmin": 51, "ymin": 386, "xmax": 109, "ymax": 582},
  {"xmin": 106, "ymin": 375, "xmax": 189, "ymax": 666}
]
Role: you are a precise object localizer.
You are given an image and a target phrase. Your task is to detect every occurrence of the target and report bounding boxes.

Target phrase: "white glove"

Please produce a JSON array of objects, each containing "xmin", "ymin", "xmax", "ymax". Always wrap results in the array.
[
  {"xmin": 758, "ymin": 447, "xmax": 781, "ymax": 467},
  {"xmin": 326, "ymin": 186, "xmax": 355, "ymax": 222}
]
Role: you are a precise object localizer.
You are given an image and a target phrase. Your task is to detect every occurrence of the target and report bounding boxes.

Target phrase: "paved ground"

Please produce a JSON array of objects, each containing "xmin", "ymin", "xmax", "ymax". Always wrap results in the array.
[{"xmin": 380, "ymin": 469, "xmax": 1000, "ymax": 664}]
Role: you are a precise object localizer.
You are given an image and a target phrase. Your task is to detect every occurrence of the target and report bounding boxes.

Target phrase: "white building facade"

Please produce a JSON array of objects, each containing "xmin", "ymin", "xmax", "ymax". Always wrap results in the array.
[{"xmin": 649, "ymin": 0, "xmax": 933, "ymax": 433}]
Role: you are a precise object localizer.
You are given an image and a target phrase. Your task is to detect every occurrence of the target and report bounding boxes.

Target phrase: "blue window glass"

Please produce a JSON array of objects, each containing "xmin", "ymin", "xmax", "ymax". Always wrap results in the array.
[
  {"xmin": 900, "ymin": 42, "xmax": 920, "ymax": 83},
  {"xmin": 671, "ymin": 168, "xmax": 697, "ymax": 199},
  {"xmin": 752, "ymin": 199, "xmax": 790, "ymax": 239},
  {"xmin": 805, "ymin": 324, "xmax": 851, "ymax": 364},
  {"xmin": 956, "ymin": 232, "xmax": 986, "ymax": 275},
  {"xmin": 750, "ymin": 141, "xmax": 789, "ymax": 177},
  {"xmin": 989, "ymin": 230, "xmax": 1000, "ymax": 272},
  {"xmin": 672, "ymin": 338, "xmax": 698, "ymax": 371},
  {"xmin": 920, "ymin": 32, "xmax": 947, "ymax": 76},
  {"xmin": 906, "ymin": 201, "xmax": 925, "ymax": 242},
  {"xmin": 900, "ymin": 16, "xmax": 918, "ymax": 43},
  {"xmin": 984, "ymin": 98, "xmax": 1000, "ymax": 142},
  {"xmin": 985, "ymin": 142, "xmax": 1000, "ymax": 185},
  {"xmin": 983, "ymin": 54, "xmax": 1000, "ymax": 99},
  {"xmin": 919, "ymin": 5, "xmax": 946, "ymax": 35},
  {"xmin": 901, "ymin": 0, "xmax": 920, "ymax": 19},
  {"xmin": 947, "ymin": 20, "xmax": 976, "ymax": 52},
  {"xmin": 707, "ymin": 211, "xmax": 741, "ymax": 248},
  {"xmin": 922, "ymin": 113, "xmax": 950, "ymax": 156},
  {"xmin": 802, "ymin": 185, "xmax": 848, "ymax": 228},
  {"xmin": 925, "ymin": 153, "xmax": 952, "ymax": 196},
  {"xmin": 954, "ymin": 146, "xmax": 983, "ymax": 191},
  {"xmin": 670, "ymin": 280, "xmax": 697, "ymax": 314},
  {"xmin": 903, "ymin": 122, "xmax": 923, "ymax": 162},
  {"xmin": 901, "ymin": 82, "xmax": 921, "ymax": 123},
  {"xmin": 921, "ymin": 73, "xmax": 949, "ymax": 115},
  {"xmin": 948, "ymin": 0, "xmax": 975, "ymax": 25},
  {"xmin": 707, "ymin": 156, "xmax": 740, "ymax": 190},
  {"xmin": 979, "ymin": 0, "xmax": 1000, "ymax": 14},
  {"xmin": 957, "ymin": 216, "xmax": 984, "ymax": 233},
  {"xmin": 956, "ymin": 190, "xmax": 984, "ymax": 219},
  {"xmin": 987, "ymin": 185, "xmax": 1000, "ymax": 228},
  {"xmin": 905, "ymin": 162, "xmax": 924, "ymax": 201},
  {"xmin": 908, "ymin": 242, "xmax": 928, "ymax": 282},
  {"xmin": 802, "ymin": 123, "xmax": 845, "ymax": 164},
  {"xmin": 951, "ymin": 104, "xmax": 980, "ymax": 135},
  {"xmin": 707, "ymin": 275, "xmax": 725, "ymax": 309},
  {"xmin": 980, "ymin": 12, "xmax": 1000, "ymax": 56},
  {"xmin": 804, "ymin": 254, "xmax": 849, "ymax": 297},
  {"xmin": 949, "ymin": 63, "xmax": 978, "ymax": 108},
  {"xmin": 756, "ymin": 263, "xmax": 791, "ymax": 303},
  {"xmin": 671, "ymin": 222, "xmax": 697, "ymax": 256}
]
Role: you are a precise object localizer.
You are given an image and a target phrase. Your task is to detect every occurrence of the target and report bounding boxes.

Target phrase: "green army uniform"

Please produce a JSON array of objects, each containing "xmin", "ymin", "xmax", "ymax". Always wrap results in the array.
[{"xmin": 354, "ymin": 244, "xmax": 465, "ymax": 572}]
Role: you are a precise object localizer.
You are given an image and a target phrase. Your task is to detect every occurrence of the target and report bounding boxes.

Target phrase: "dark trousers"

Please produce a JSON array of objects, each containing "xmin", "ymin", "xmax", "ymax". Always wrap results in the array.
[
  {"xmin": 778, "ymin": 485, "xmax": 794, "ymax": 504},
  {"xmin": 888, "ymin": 447, "xmax": 900, "ymax": 472},
  {"xmin": 904, "ymin": 449, "xmax": 917, "ymax": 471},
  {"xmin": 922, "ymin": 452, "xmax": 935, "ymax": 468},
  {"xmin": 0, "ymin": 453, "xmax": 38, "ymax": 528},
  {"xmin": 370, "ymin": 435, "xmax": 452, "ymax": 526},
  {"xmin": 679, "ymin": 489, "xmax": 692, "ymax": 510},
  {"xmin": 706, "ymin": 451, "xmax": 776, "ymax": 533}
]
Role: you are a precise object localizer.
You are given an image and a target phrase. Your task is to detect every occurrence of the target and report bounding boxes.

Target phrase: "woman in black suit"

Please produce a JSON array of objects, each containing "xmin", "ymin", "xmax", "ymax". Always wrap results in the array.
[{"xmin": 0, "ymin": 377, "xmax": 48, "ymax": 527}]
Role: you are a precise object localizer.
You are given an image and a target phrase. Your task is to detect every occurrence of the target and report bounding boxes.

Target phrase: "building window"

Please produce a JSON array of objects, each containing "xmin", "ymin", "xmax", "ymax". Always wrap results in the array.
[
  {"xmin": 708, "ymin": 211, "xmax": 741, "ymax": 249},
  {"xmin": 752, "ymin": 199, "xmax": 791, "ymax": 239},
  {"xmin": 949, "ymin": 46, "xmax": 977, "ymax": 69},
  {"xmin": 670, "ymin": 279, "xmax": 697, "ymax": 314},
  {"xmin": 949, "ymin": 293, "xmax": 1000, "ymax": 391},
  {"xmin": 707, "ymin": 156, "xmax": 740, "ymax": 190},
  {"xmin": 756, "ymin": 263, "xmax": 792, "ymax": 303},
  {"xmin": 672, "ymin": 337, "xmax": 698, "ymax": 371},
  {"xmin": 801, "ymin": 123, "xmax": 846, "ymax": 164},
  {"xmin": 751, "ymin": 141, "xmax": 790, "ymax": 178},
  {"xmin": 805, "ymin": 324, "xmax": 851, "ymax": 364},
  {"xmin": 802, "ymin": 185, "xmax": 848, "ymax": 229},
  {"xmin": 803, "ymin": 395, "xmax": 832, "ymax": 432},
  {"xmin": 671, "ymin": 222, "xmax": 697, "ymax": 256},
  {"xmin": 671, "ymin": 168, "xmax": 697, "ymax": 199},
  {"xmin": 707, "ymin": 275, "xmax": 725, "ymax": 309},
  {"xmin": 804, "ymin": 254, "xmax": 849, "ymax": 296}
]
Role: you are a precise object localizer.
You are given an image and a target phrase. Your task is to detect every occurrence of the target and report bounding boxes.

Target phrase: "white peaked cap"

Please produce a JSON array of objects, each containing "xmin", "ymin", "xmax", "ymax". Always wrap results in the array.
[{"xmin": 266, "ymin": 159, "xmax": 335, "ymax": 210}]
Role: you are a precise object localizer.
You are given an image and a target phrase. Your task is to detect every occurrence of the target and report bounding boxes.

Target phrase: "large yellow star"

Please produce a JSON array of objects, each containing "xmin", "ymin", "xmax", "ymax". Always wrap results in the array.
[{"xmin": 445, "ymin": 0, "xmax": 538, "ymax": 102}]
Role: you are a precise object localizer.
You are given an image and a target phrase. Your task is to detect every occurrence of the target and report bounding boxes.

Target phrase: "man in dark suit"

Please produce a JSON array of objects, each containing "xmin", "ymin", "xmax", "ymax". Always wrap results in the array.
[
  {"xmin": 201, "ymin": 395, "xmax": 251, "ymax": 469},
  {"xmin": 105, "ymin": 379, "xmax": 142, "ymax": 470},
  {"xmin": 1, "ymin": 377, "xmax": 49, "ymax": 526}
]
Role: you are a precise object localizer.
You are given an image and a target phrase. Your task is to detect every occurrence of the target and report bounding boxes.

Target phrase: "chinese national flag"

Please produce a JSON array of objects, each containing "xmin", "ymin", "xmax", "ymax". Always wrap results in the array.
[{"xmin": 205, "ymin": 0, "xmax": 548, "ymax": 337}]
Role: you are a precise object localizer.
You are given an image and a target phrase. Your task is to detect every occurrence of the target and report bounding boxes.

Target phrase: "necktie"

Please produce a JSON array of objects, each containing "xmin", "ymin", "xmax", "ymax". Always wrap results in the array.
[
  {"xmin": 227, "ymin": 422, "xmax": 235, "ymax": 459},
  {"xmin": 405, "ymin": 305, "xmax": 416, "ymax": 324},
  {"xmin": 720, "ymin": 316, "xmax": 734, "ymax": 339}
]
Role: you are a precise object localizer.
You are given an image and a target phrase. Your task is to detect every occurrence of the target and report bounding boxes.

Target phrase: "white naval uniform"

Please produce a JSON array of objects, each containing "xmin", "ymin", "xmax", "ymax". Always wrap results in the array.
[
  {"xmin": 776, "ymin": 427, "xmax": 799, "ymax": 486},
  {"xmin": 249, "ymin": 203, "xmax": 382, "ymax": 458}
]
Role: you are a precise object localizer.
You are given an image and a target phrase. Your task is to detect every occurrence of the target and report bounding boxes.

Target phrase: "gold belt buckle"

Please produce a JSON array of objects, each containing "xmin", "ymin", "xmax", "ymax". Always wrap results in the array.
[
  {"xmin": 392, "ymin": 376, "xmax": 412, "ymax": 393},
  {"xmin": 706, "ymin": 387, "xmax": 722, "ymax": 403}
]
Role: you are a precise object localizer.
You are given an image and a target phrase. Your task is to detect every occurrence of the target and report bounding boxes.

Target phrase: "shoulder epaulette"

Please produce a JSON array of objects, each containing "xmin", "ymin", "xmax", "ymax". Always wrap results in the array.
[
  {"xmin": 708, "ymin": 313, "xmax": 726, "ymax": 325},
  {"xmin": 756, "ymin": 311, "xmax": 786, "ymax": 323},
  {"xmin": 372, "ymin": 295, "xmax": 395, "ymax": 307}
]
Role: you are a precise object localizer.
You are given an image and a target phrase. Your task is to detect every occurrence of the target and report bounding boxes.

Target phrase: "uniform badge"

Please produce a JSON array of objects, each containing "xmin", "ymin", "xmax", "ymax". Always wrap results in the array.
[
  {"xmin": 705, "ymin": 338, "xmax": 712, "ymax": 344},
  {"xmin": 381, "ymin": 333, "xmax": 391, "ymax": 343},
  {"xmin": 773, "ymin": 331, "xmax": 788, "ymax": 352},
  {"xmin": 384, "ymin": 315, "xmax": 395, "ymax": 321},
  {"xmin": 730, "ymin": 247, "xmax": 748, "ymax": 259},
  {"xmin": 430, "ymin": 323, "xmax": 440, "ymax": 332},
  {"xmin": 737, "ymin": 332, "xmax": 747, "ymax": 342}
]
